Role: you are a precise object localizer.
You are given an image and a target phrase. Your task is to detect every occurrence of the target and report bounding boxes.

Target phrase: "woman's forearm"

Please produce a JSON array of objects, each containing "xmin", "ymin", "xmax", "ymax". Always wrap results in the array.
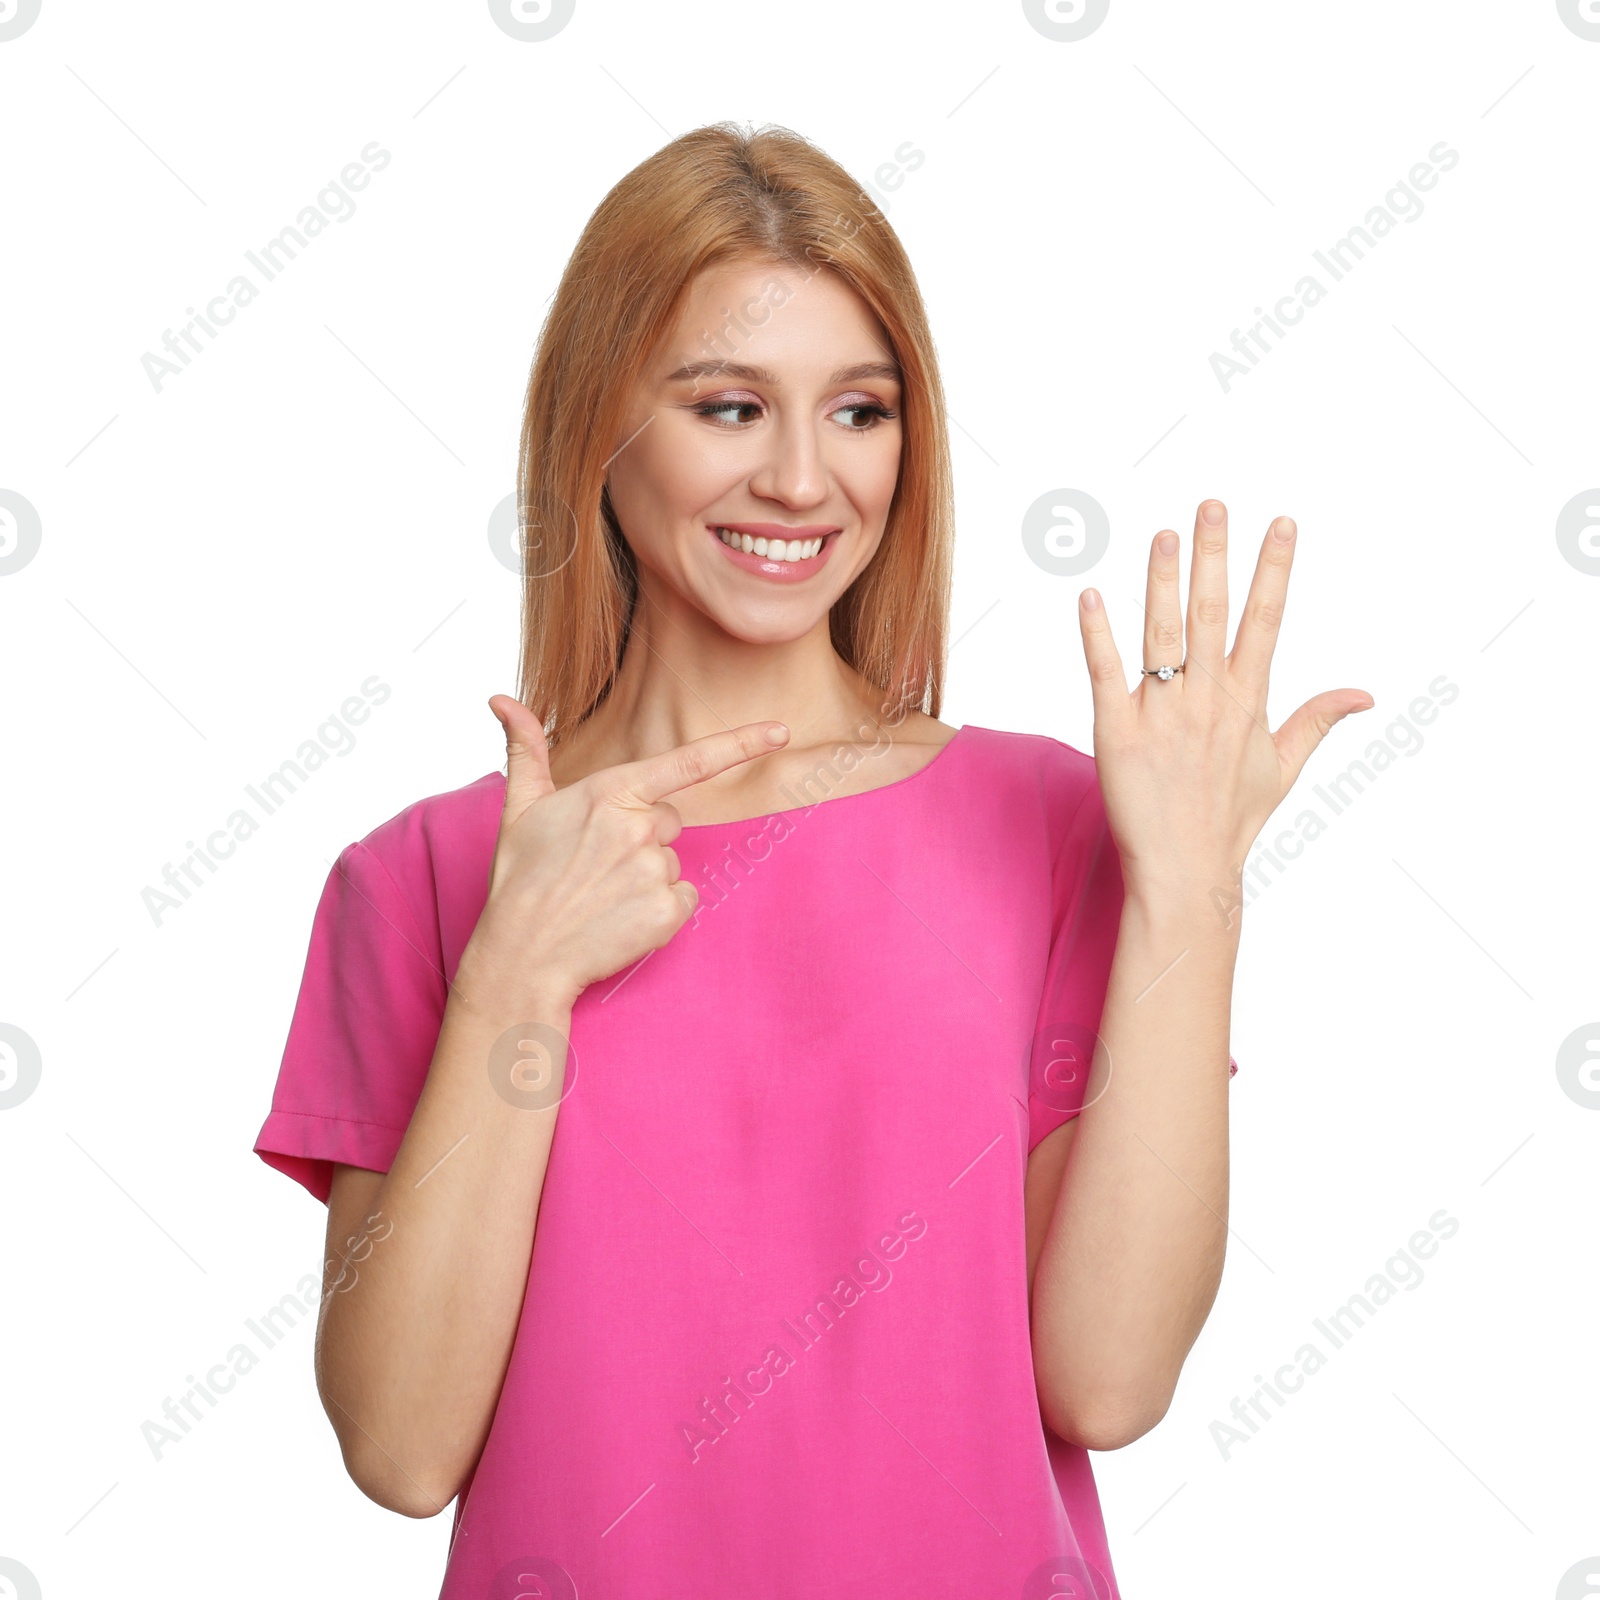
[
  {"xmin": 1029, "ymin": 880, "xmax": 1239, "ymax": 1449},
  {"xmin": 315, "ymin": 962, "xmax": 575, "ymax": 1513}
]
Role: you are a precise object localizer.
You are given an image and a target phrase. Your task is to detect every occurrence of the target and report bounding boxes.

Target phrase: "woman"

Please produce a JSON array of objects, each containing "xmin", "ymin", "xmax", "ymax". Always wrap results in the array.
[{"xmin": 254, "ymin": 121, "xmax": 1370, "ymax": 1599}]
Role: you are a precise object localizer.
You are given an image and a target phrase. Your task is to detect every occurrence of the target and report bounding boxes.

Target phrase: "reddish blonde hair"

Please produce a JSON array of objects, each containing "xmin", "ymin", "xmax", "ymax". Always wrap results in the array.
[{"xmin": 514, "ymin": 120, "xmax": 953, "ymax": 744}]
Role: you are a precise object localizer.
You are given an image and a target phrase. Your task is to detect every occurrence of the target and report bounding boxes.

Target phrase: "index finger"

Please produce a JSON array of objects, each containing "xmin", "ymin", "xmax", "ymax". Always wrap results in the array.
[
  {"xmin": 606, "ymin": 722, "xmax": 790, "ymax": 806},
  {"xmin": 1228, "ymin": 515, "xmax": 1297, "ymax": 696}
]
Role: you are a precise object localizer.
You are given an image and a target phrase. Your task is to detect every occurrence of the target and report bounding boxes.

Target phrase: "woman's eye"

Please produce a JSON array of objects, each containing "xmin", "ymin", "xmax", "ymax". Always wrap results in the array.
[
  {"xmin": 692, "ymin": 398, "xmax": 897, "ymax": 430},
  {"xmin": 695, "ymin": 400, "xmax": 762, "ymax": 426},
  {"xmin": 830, "ymin": 402, "xmax": 893, "ymax": 430}
]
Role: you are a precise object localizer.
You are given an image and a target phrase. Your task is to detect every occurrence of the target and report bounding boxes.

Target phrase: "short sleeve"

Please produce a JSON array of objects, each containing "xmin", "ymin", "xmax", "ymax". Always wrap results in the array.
[
  {"xmin": 1025, "ymin": 761, "xmax": 1238, "ymax": 1153},
  {"xmin": 253, "ymin": 840, "xmax": 449, "ymax": 1204}
]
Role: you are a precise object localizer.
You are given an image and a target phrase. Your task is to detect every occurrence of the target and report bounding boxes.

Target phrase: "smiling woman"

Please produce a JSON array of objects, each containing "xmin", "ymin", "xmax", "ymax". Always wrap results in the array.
[
  {"xmin": 607, "ymin": 265, "xmax": 904, "ymax": 604},
  {"xmin": 508, "ymin": 123, "xmax": 955, "ymax": 792},
  {"xmin": 252, "ymin": 119, "xmax": 1367, "ymax": 1600}
]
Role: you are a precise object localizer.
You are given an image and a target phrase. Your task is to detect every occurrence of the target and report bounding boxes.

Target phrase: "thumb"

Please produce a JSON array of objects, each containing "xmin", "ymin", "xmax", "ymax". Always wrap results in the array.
[
  {"xmin": 488, "ymin": 694, "xmax": 555, "ymax": 817},
  {"xmin": 1274, "ymin": 689, "xmax": 1376, "ymax": 785}
]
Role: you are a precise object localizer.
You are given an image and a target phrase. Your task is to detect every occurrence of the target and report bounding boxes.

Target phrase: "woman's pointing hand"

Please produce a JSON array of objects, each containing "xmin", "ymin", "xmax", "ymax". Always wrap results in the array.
[{"xmin": 460, "ymin": 695, "xmax": 790, "ymax": 1012}]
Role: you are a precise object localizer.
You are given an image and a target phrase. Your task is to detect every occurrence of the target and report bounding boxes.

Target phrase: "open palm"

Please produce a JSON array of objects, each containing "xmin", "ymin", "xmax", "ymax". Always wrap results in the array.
[{"xmin": 1076, "ymin": 500, "xmax": 1373, "ymax": 910}]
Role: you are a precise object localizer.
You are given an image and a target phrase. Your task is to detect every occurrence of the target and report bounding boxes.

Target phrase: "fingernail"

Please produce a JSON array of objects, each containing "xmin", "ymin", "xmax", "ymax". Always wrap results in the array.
[
  {"xmin": 1157, "ymin": 531, "xmax": 1178, "ymax": 556},
  {"xmin": 1273, "ymin": 517, "xmax": 1296, "ymax": 541},
  {"xmin": 1202, "ymin": 501, "xmax": 1225, "ymax": 525},
  {"xmin": 764, "ymin": 723, "xmax": 789, "ymax": 744},
  {"xmin": 1081, "ymin": 588, "xmax": 1101, "ymax": 611}
]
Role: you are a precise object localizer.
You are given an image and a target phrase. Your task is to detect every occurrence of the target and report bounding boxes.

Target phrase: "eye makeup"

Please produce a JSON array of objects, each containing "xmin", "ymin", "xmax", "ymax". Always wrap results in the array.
[{"xmin": 688, "ymin": 394, "xmax": 898, "ymax": 431}]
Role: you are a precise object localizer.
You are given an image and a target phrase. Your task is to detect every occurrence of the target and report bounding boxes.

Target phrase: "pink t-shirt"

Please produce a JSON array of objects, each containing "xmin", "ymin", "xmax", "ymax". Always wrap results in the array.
[{"xmin": 253, "ymin": 723, "xmax": 1236, "ymax": 1600}]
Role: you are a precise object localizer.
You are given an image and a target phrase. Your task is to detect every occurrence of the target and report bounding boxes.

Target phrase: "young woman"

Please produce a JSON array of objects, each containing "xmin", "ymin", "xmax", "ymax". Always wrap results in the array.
[{"xmin": 254, "ymin": 122, "xmax": 1370, "ymax": 1599}]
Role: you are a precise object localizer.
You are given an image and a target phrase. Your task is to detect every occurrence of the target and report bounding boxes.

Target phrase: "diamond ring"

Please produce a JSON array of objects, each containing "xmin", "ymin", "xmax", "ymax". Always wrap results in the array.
[{"xmin": 1140, "ymin": 663, "xmax": 1186, "ymax": 681}]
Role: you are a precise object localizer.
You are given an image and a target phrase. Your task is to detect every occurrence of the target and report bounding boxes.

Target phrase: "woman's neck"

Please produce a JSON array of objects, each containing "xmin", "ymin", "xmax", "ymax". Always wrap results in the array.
[{"xmin": 543, "ymin": 593, "xmax": 948, "ymax": 821}]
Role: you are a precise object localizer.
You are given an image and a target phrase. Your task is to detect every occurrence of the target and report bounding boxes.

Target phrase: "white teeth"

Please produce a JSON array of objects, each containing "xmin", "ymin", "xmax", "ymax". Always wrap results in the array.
[{"xmin": 717, "ymin": 528, "xmax": 824, "ymax": 562}]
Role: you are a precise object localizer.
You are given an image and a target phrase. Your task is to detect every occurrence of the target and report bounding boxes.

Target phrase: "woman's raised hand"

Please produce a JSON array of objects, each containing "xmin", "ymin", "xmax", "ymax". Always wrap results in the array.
[
  {"xmin": 1076, "ymin": 500, "xmax": 1373, "ymax": 917},
  {"xmin": 457, "ymin": 695, "xmax": 790, "ymax": 1013}
]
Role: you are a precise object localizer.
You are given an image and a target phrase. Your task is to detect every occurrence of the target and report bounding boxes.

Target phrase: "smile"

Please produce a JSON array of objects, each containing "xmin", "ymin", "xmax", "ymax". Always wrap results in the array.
[{"xmin": 708, "ymin": 523, "xmax": 840, "ymax": 580}]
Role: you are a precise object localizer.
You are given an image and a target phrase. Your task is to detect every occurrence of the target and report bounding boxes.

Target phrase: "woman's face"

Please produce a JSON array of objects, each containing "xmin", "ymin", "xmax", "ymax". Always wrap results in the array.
[{"xmin": 604, "ymin": 256, "xmax": 904, "ymax": 643}]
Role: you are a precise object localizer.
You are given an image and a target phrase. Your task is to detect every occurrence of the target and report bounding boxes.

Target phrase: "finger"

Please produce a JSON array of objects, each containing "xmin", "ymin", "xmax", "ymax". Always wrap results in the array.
[
  {"xmin": 1078, "ymin": 588, "xmax": 1132, "ymax": 734},
  {"xmin": 1141, "ymin": 529, "xmax": 1184, "ymax": 675},
  {"xmin": 648, "ymin": 799, "xmax": 684, "ymax": 847},
  {"xmin": 489, "ymin": 694, "xmax": 555, "ymax": 818},
  {"xmin": 1229, "ymin": 516, "xmax": 1297, "ymax": 697},
  {"xmin": 1274, "ymin": 689, "xmax": 1377, "ymax": 787},
  {"xmin": 660, "ymin": 844, "xmax": 682, "ymax": 885},
  {"xmin": 610, "ymin": 722, "xmax": 790, "ymax": 807},
  {"xmin": 1186, "ymin": 499, "xmax": 1230, "ymax": 672}
]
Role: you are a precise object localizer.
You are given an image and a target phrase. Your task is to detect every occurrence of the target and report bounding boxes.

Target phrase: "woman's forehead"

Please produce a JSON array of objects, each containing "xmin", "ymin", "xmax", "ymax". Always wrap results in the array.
[{"xmin": 659, "ymin": 261, "xmax": 894, "ymax": 383}]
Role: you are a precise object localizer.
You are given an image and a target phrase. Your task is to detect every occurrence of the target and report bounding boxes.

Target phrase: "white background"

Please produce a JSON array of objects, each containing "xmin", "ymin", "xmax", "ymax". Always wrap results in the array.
[{"xmin": 2, "ymin": 1, "xmax": 1595, "ymax": 1596}]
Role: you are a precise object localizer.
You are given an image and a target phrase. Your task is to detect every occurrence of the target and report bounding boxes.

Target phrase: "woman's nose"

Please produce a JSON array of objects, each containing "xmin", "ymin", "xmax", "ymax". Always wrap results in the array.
[{"xmin": 749, "ymin": 418, "xmax": 829, "ymax": 508}]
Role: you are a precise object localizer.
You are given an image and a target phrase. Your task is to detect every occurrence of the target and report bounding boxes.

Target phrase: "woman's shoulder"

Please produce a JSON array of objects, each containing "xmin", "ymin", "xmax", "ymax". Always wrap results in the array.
[
  {"xmin": 953, "ymin": 728, "xmax": 1112, "ymax": 901},
  {"xmin": 958, "ymin": 722, "xmax": 1101, "ymax": 802},
  {"xmin": 340, "ymin": 768, "xmax": 505, "ymax": 887},
  {"xmin": 947, "ymin": 725, "xmax": 1108, "ymax": 862}
]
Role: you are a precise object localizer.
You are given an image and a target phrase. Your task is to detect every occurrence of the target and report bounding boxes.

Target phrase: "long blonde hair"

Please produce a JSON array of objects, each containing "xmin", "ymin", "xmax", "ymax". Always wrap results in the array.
[{"xmin": 514, "ymin": 120, "xmax": 953, "ymax": 744}]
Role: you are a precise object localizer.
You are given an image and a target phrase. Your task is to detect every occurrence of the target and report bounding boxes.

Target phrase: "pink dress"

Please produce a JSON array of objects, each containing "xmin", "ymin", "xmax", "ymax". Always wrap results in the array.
[{"xmin": 253, "ymin": 723, "xmax": 1236, "ymax": 1599}]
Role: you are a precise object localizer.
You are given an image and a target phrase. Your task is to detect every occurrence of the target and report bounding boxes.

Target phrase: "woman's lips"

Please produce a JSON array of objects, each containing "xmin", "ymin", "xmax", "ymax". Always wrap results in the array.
[{"xmin": 708, "ymin": 523, "xmax": 840, "ymax": 581}]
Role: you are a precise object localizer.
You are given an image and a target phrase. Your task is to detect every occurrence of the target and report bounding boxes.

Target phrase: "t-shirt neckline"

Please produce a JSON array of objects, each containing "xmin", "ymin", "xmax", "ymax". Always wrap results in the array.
[{"xmin": 672, "ymin": 721, "xmax": 971, "ymax": 831}]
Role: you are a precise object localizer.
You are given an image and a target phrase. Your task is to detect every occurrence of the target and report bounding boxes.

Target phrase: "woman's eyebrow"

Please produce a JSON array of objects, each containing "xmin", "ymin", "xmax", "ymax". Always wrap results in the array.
[{"xmin": 663, "ymin": 359, "xmax": 901, "ymax": 386}]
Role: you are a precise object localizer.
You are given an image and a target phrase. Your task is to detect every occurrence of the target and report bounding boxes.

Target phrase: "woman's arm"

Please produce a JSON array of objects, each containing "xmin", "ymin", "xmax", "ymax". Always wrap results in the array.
[
  {"xmin": 1026, "ymin": 893, "xmax": 1237, "ymax": 1449},
  {"xmin": 1028, "ymin": 499, "xmax": 1371, "ymax": 1450},
  {"xmin": 311, "ymin": 703, "xmax": 787, "ymax": 1514},
  {"xmin": 315, "ymin": 977, "xmax": 574, "ymax": 1516}
]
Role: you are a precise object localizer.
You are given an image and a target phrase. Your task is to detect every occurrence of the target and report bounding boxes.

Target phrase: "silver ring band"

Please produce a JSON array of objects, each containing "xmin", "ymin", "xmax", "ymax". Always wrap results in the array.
[{"xmin": 1141, "ymin": 663, "xmax": 1186, "ymax": 681}]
